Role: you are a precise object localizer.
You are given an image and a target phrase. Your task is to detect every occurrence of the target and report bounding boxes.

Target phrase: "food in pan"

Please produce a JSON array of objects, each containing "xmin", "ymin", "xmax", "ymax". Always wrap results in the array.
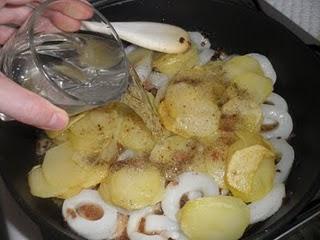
[{"xmin": 28, "ymin": 30, "xmax": 294, "ymax": 240}]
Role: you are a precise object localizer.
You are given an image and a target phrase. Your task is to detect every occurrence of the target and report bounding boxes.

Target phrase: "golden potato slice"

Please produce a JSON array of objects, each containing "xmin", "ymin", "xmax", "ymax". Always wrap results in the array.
[
  {"xmin": 56, "ymin": 186, "xmax": 83, "ymax": 199},
  {"xmin": 28, "ymin": 165, "xmax": 68, "ymax": 198},
  {"xmin": 107, "ymin": 165, "xmax": 165, "ymax": 210},
  {"xmin": 150, "ymin": 135, "xmax": 197, "ymax": 164},
  {"xmin": 222, "ymin": 97, "xmax": 263, "ymax": 133},
  {"xmin": 178, "ymin": 196, "xmax": 250, "ymax": 240},
  {"xmin": 98, "ymin": 178, "xmax": 112, "ymax": 203},
  {"xmin": 226, "ymin": 144, "xmax": 275, "ymax": 202},
  {"xmin": 233, "ymin": 72, "xmax": 273, "ymax": 104},
  {"xmin": 153, "ymin": 45, "xmax": 198, "ymax": 77},
  {"xmin": 42, "ymin": 142, "xmax": 88, "ymax": 189},
  {"xmin": 190, "ymin": 144, "xmax": 228, "ymax": 189},
  {"xmin": 118, "ymin": 106, "xmax": 155, "ymax": 153},
  {"xmin": 223, "ymin": 55, "xmax": 263, "ymax": 80},
  {"xmin": 159, "ymin": 81, "xmax": 221, "ymax": 138}
]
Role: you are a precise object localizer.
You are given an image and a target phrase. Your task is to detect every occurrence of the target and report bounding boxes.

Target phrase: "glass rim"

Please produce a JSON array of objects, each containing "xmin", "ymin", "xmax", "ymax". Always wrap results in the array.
[{"xmin": 27, "ymin": 0, "xmax": 128, "ymax": 106}]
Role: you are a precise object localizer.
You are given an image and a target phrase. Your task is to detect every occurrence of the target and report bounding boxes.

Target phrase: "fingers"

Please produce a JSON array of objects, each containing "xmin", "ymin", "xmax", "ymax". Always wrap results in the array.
[
  {"xmin": 44, "ymin": 10, "xmax": 81, "ymax": 32},
  {"xmin": 0, "ymin": 73, "xmax": 69, "ymax": 130},
  {"xmin": 1, "ymin": 0, "xmax": 36, "ymax": 6},
  {"xmin": 0, "ymin": 25, "xmax": 16, "ymax": 44},
  {"xmin": 0, "ymin": 5, "xmax": 32, "ymax": 25},
  {"xmin": 48, "ymin": 0, "xmax": 93, "ymax": 20}
]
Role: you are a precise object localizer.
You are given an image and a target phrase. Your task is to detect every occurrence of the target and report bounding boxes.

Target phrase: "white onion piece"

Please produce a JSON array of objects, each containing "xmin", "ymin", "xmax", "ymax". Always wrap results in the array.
[
  {"xmin": 249, "ymin": 184, "xmax": 286, "ymax": 224},
  {"xmin": 125, "ymin": 44, "xmax": 138, "ymax": 55},
  {"xmin": 149, "ymin": 72, "xmax": 170, "ymax": 89},
  {"xmin": 247, "ymin": 53, "xmax": 277, "ymax": 84},
  {"xmin": 265, "ymin": 93, "xmax": 288, "ymax": 112},
  {"xmin": 161, "ymin": 172, "xmax": 219, "ymax": 221},
  {"xmin": 127, "ymin": 207, "xmax": 185, "ymax": 240},
  {"xmin": 198, "ymin": 48, "xmax": 215, "ymax": 65},
  {"xmin": 188, "ymin": 31, "xmax": 211, "ymax": 50},
  {"xmin": 270, "ymin": 139, "xmax": 295, "ymax": 184},
  {"xmin": 117, "ymin": 149, "xmax": 135, "ymax": 161},
  {"xmin": 134, "ymin": 51, "xmax": 153, "ymax": 82},
  {"xmin": 62, "ymin": 189, "xmax": 118, "ymax": 240},
  {"xmin": 262, "ymin": 104, "xmax": 293, "ymax": 139}
]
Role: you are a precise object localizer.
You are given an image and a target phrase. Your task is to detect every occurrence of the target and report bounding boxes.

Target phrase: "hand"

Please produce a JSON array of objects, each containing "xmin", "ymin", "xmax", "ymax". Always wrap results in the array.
[{"xmin": 0, "ymin": 0, "xmax": 93, "ymax": 130}]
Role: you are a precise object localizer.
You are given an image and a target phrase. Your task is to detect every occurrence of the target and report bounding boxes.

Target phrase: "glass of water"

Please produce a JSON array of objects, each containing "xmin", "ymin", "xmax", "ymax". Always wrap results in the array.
[{"xmin": 0, "ymin": 0, "xmax": 129, "ymax": 116}]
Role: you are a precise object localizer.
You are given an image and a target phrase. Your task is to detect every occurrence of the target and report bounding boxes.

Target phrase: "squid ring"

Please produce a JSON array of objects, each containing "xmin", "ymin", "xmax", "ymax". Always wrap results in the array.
[
  {"xmin": 62, "ymin": 189, "xmax": 118, "ymax": 240},
  {"xmin": 161, "ymin": 172, "xmax": 219, "ymax": 221},
  {"xmin": 262, "ymin": 104, "xmax": 293, "ymax": 139},
  {"xmin": 270, "ymin": 139, "xmax": 295, "ymax": 184},
  {"xmin": 127, "ymin": 206, "xmax": 186, "ymax": 240},
  {"xmin": 265, "ymin": 93, "xmax": 288, "ymax": 112},
  {"xmin": 249, "ymin": 184, "xmax": 285, "ymax": 224}
]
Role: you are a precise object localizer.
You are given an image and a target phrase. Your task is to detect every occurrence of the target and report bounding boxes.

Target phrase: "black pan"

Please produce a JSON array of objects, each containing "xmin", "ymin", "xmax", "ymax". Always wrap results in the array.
[{"xmin": 1, "ymin": 0, "xmax": 320, "ymax": 239}]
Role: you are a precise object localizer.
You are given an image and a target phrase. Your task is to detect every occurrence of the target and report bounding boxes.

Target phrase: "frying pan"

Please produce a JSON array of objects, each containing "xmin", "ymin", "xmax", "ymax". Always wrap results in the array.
[{"xmin": 1, "ymin": 0, "xmax": 320, "ymax": 239}]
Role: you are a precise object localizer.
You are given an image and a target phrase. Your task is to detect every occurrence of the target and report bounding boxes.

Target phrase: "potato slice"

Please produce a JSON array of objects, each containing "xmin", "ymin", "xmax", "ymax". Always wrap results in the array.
[
  {"xmin": 150, "ymin": 135, "xmax": 197, "ymax": 164},
  {"xmin": 56, "ymin": 186, "xmax": 83, "ymax": 199},
  {"xmin": 190, "ymin": 144, "xmax": 228, "ymax": 189},
  {"xmin": 223, "ymin": 55, "xmax": 263, "ymax": 80},
  {"xmin": 159, "ymin": 81, "xmax": 221, "ymax": 138},
  {"xmin": 68, "ymin": 108, "xmax": 118, "ymax": 153},
  {"xmin": 222, "ymin": 97, "xmax": 263, "ymax": 133},
  {"xmin": 107, "ymin": 165, "xmax": 165, "ymax": 210},
  {"xmin": 42, "ymin": 142, "xmax": 88, "ymax": 189},
  {"xmin": 153, "ymin": 45, "xmax": 198, "ymax": 77},
  {"xmin": 226, "ymin": 144, "xmax": 275, "ymax": 202},
  {"xmin": 28, "ymin": 165, "xmax": 68, "ymax": 198},
  {"xmin": 233, "ymin": 72, "xmax": 273, "ymax": 104},
  {"xmin": 118, "ymin": 106, "xmax": 155, "ymax": 153},
  {"xmin": 178, "ymin": 196, "xmax": 250, "ymax": 240}
]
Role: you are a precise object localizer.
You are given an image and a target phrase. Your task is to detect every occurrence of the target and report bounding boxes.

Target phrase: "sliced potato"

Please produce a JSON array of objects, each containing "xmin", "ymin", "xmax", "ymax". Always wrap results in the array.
[
  {"xmin": 233, "ymin": 72, "xmax": 273, "ymax": 104},
  {"xmin": 118, "ymin": 106, "xmax": 155, "ymax": 153},
  {"xmin": 150, "ymin": 135, "xmax": 197, "ymax": 164},
  {"xmin": 223, "ymin": 55, "xmax": 263, "ymax": 80},
  {"xmin": 190, "ymin": 144, "xmax": 227, "ymax": 189},
  {"xmin": 57, "ymin": 185, "xmax": 83, "ymax": 199},
  {"xmin": 226, "ymin": 144, "xmax": 275, "ymax": 202},
  {"xmin": 222, "ymin": 97, "xmax": 263, "ymax": 133},
  {"xmin": 98, "ymin": 178, "xmax": 112, "ymax": 204},
  {"xmin": 159, "ymin": 81, "xmax": 221, "ymax": 138},
  {"xmin": 28, "ymin": 165, "xmax": 68, "ymax": 198},
  {"xmin": 153, "ymin": 45, "xmax": 198, "ymax": 77},
  {"xmin": 107, "ymin": 165, "xmax": 165, "ymax": 210},
  {"xmin": 178, "ymin": 196, "xmax": 250, "ymax": 240},
  {"xmin": 42, "ymin": 142, "xmax": 88, "ymax": 189}
]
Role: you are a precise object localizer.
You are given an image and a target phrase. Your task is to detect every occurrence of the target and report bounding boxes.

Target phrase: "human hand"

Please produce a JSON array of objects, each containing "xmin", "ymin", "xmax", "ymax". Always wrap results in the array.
[{"xmin": 0, "ymin": 0, "xmax": 93, "ymax": 130}]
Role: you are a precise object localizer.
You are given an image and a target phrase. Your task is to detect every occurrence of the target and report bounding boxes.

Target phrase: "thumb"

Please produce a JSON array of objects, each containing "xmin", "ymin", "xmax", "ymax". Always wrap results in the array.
[{"xmin": 0, "ymin": 73, "xmax": 69, "ymax": 130}]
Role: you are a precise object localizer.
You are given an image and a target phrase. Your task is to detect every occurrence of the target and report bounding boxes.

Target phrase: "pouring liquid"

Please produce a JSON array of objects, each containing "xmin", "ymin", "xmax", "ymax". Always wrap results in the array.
[{"xmin": 9, "ymin": 32, "xmax": 128, "ymax": 115}]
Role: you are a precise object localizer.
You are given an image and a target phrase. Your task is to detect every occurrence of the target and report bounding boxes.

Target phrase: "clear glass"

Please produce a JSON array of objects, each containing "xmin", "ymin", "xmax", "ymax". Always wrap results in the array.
[{"xmin": 0, "ymin": 0, "xmax": 129, "ymax": 116}]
